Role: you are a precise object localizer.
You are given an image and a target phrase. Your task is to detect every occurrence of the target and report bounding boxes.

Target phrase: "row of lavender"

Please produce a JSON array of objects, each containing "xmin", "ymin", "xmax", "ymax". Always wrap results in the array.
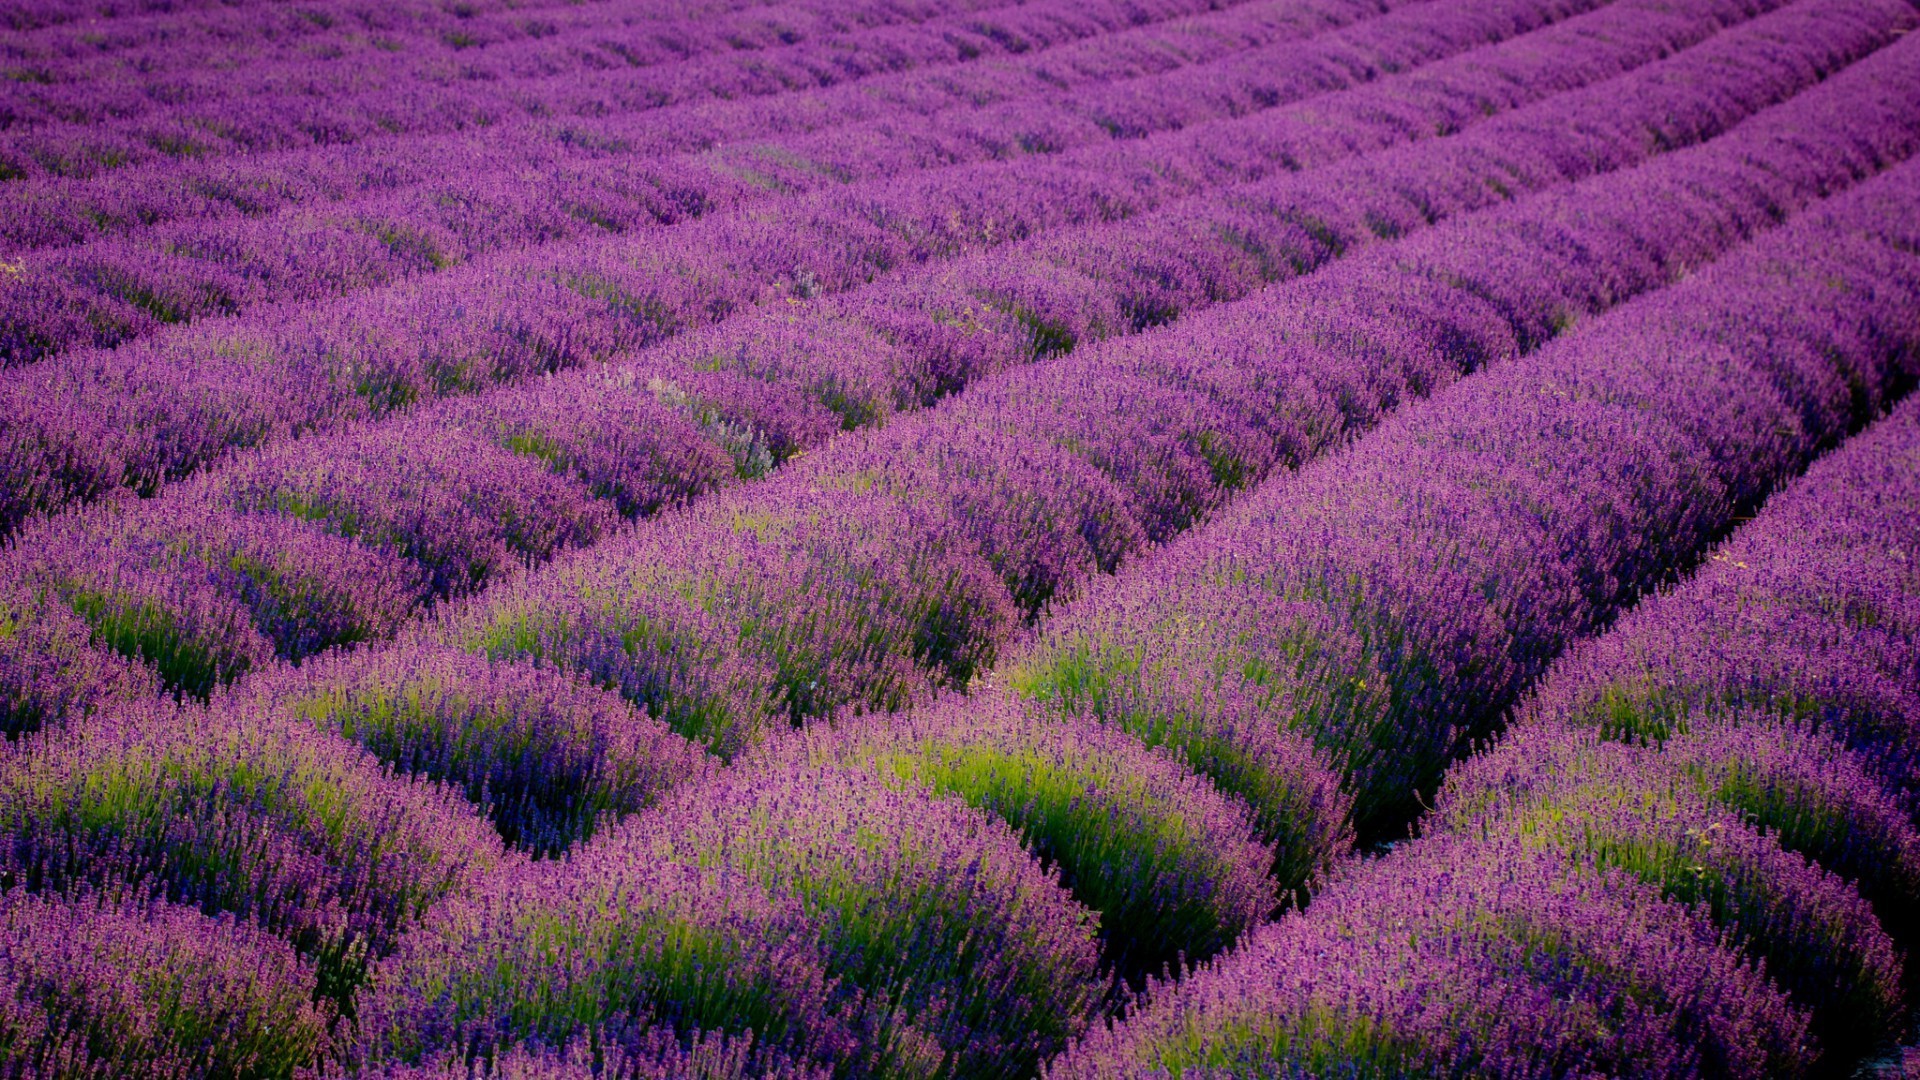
[
  {"xmin": 1058, "ymin": 235, "xmax": 1920, "ymax": 1076},
  {"xmin": 2, "ymin": 0, "xmax": 1897, "ymax": 736},
  {"xmin": 6, "ymin": 0, "xmax": 631, "ymax": 36},
  {"xmin": 5, "ymin": 24, "xmax": 1919, "ymax": 1077},
  {"xmin": 0, "ymin": 0, "xmax": 1518, "ymax": 365}
]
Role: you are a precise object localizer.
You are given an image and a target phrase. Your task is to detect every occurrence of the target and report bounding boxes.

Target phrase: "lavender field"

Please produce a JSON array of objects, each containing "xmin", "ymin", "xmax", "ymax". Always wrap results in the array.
[{"xmin": 1, "ymin": 0, "xmax": 1918, "ymax": 1075}]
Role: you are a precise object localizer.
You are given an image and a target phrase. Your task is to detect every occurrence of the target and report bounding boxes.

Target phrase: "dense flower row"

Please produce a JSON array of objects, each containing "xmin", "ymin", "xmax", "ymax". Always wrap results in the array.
[
  {"xmin": 235, "ymin": 643, "xmax": 710, "ymax": 856},
  {"xmin": 1042, "ymin": 153, "xmax": 1920, "ymax": 1077},
  {"xmin": 0, "ymin": 694, "xmax": 510, "ymax": 1003},
  {"xmin": 0, "ymin": 0, "xmax": 1703, "ymax": 517},
  {"xmin": 1059, "ymin": 319, "xmax": 1920, "ymax": 1076},
  {"xmin": 0, "ymin": 889, "xmax": 331, "ymax": 1079}
]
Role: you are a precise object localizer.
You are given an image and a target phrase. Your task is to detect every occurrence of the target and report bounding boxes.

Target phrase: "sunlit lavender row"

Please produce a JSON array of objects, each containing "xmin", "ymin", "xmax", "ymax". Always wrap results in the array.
[{"xmin": 1, "ymin": 0, "xmax": 1917, "ymax": 1076}]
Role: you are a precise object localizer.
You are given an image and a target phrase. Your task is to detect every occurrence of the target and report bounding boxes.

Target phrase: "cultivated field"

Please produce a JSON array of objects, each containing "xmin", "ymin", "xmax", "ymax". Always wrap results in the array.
[{"xmin": 1, "ymin": 0, "xmax": 1918, "ymax": 1075}]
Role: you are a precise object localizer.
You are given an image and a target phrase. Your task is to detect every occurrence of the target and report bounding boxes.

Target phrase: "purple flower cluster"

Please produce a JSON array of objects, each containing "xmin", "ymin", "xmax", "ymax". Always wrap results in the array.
[
  {"xmin": 615, "ymin": 762, "xmax": 1106, "ymax": 1077},
  {"xmin": 1052, "ymin": 836, "xmax": 1814, "ymax": 1078},
  {"xmin": 0, "ymin": 889, "xmax": 331, "ymax": 1078},
  {"xmin": 237, "ymin": 642, "xmax": 711, "ymax": 856},
  {"xmin": 751, "ymin": 690, "xmax": 1288, "ymax": 977},
  {"xmin": 0, "ymin": 577, "xmax": 158, "ymax": 738},
  {"xmin": 0, "ymin": 697, "xmax": 508, "ymax": 1004},
  {"xmin": 356, "ymin": 843, "xmax": 855, "ymax": 1077},
  {"xmin": 360, "ymin": 760, "xmax": 1106, "ymax": 1077}
]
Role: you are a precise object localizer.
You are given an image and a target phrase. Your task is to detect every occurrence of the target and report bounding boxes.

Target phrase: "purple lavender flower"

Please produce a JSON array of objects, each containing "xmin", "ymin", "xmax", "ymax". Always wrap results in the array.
[
  {"xmin": 1051, "ymin": 835, "xmax": 1812, "ymax": 1079},
  {"xmin": 0, "ymin": 697, "xmax": 508, "ymax": 1004},
  {"xmin": 357, "ymin": 849, "xmax": 855, "ymax": 1077},
  {"xmin": 753, "ymin": 690, "xmax": 1280, "ymax": 977},
  {"xmin": 0, "ymin": 890, "xmax": 333, "ymax": 1079},
  {"xmin": 615, "ymin": 760, "xmax": 1105, "ymax": 1077},
  {"xmin": 1438, "ymin": 723, "xmax": 1904, "ymax": 1056},
  {"xmin": 0, "ymin": 579, "xmax": 158, "ymax": 738},
  {"xmin": 238, "ymin": 642, "xmax": 710, "ymax": 855}
]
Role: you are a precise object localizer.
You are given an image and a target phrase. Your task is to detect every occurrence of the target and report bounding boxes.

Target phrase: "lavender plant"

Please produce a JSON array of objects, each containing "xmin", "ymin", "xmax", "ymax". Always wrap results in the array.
[
  {"xmin": 0, "ymin": 890, "xmax": 332, "ymax": 1079},
  {"xmin": 238, "ymin": 643, "xmax": 710, "ymax": 856}
]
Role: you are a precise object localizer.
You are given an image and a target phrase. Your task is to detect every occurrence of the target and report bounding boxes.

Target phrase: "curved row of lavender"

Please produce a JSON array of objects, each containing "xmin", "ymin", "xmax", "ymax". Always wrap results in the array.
[
  {"xmin": 1, "ymin": 0, "xmax": 1780, "ymax": 520},
  {"xmin": 4, "ymin": 0, "xmax": 1907, "ymax": 726},
  {"xmin": 3, "ymin": 1, "xmax": 1919, "ymax": 1075},
  {"xmin": 1057, "ymin": 205, "xmax": 1920, "ymax": 1074}
]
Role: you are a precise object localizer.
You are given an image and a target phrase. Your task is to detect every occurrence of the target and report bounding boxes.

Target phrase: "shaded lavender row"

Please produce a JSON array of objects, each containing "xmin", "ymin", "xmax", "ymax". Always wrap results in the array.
[
  {"xmin": 234, "ymin": 643, "xmax": 712, "ymax": 856},
  {"xmin": 0, "ymin": 0, "xmax": 1051, "ymax": 175},
  {"xmin": 1053, "ymin": 835, "xmax": 1818, "ymax": 1078},
  {"xmin": 1521, "ymin": 389, "xmax": 1920, "ymax": 817},
  {"xmin": 0, "ymin": 0, "xmax": 1871, "ymax": 535},
  {"xmin": 749, "ymin": 690, "xmax": 1293, "ymax": 980},
  {"xmin": 358, "ymin": 757, "xmax": 1106, "ymax": 1078},
  {"xmin": 0, "ymin": 694, "xmax": 513, "ymax": 1007},
  {"xmin": 0, "ymin": 0, "xmax": 1439, "ymax": 364},
  {"xmin": 1039, "ymin": 156, "xmax": 1920, "ymax": 1077},
  {"xmin": 0, "ymin": 0, "xmax": 1308, "ymax": 251},
  {"xmin": 0, "ymin": 890, "xmax": 331, "ymax": 1079}
]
